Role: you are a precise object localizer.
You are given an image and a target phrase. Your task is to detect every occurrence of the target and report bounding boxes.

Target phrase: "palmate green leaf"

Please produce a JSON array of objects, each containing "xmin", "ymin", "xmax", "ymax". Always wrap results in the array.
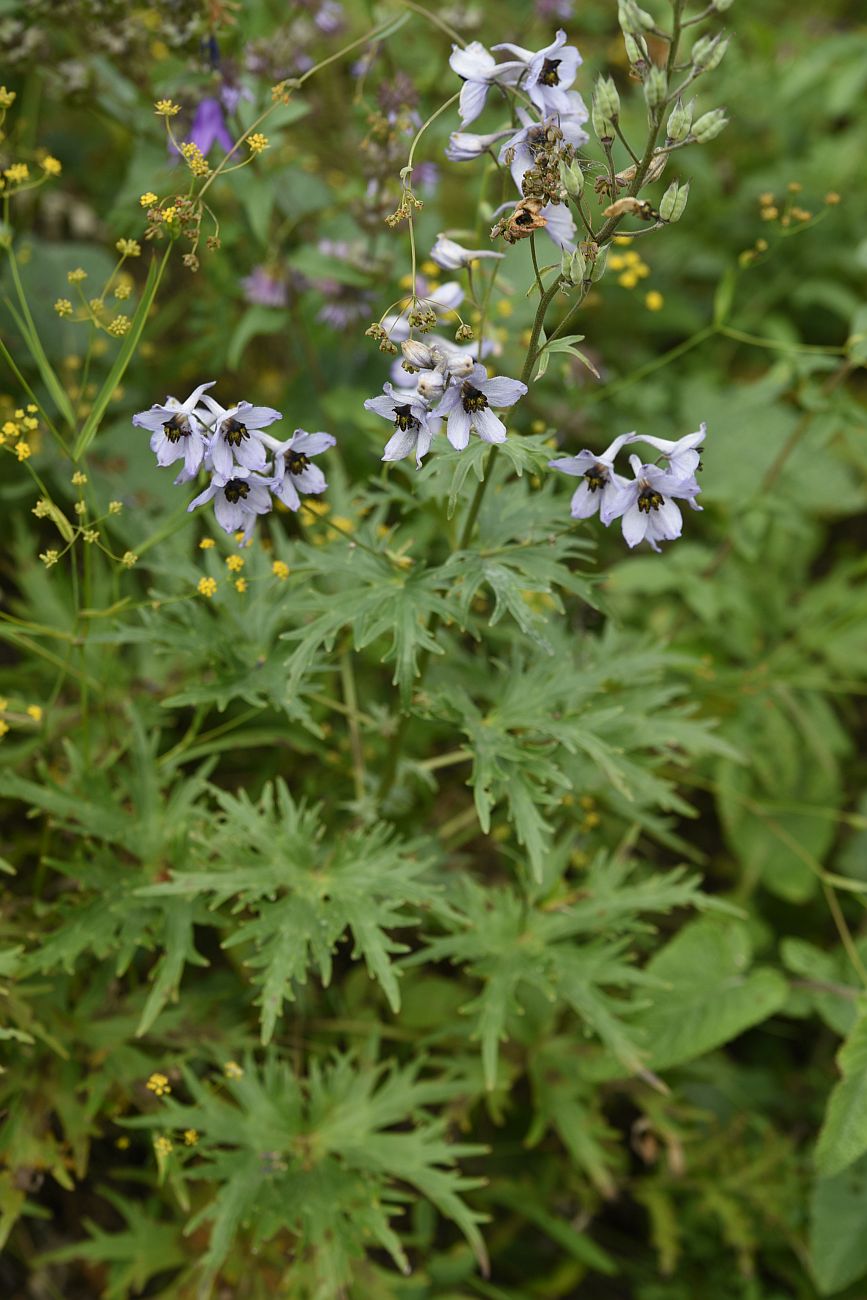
[
  {"xmin": 810, "ymin": 1154, "xmax": 867, "ymax": 1295},
  {"xmin": 415, "ymin": 859, "xmax": 708, "ymax": 1090},
  {"xmin": 125, "ymin": 1052, "xmax": 487, "ymax": 1295},
  {"xmin": 815, "ymin": 1002, "xmax": 867, "ymax": 1178},
  {"xmin": 139, "ymin": 781, "xmax": 438, "ymax": 1040},
  {"xmin": 38, "ymin": 1188, "xmax": 189, "ymax": 1299},
  {"xmin": 589, "ymin": 917, "xmax": 788, "ymax": 1079},
  {"xmin": 526, "ymin": 1038, "xmax": 622, "ymax": 1199},
  {"xmin": 280, "ymin": 546, "xmax": 455, "ymax": 706}
]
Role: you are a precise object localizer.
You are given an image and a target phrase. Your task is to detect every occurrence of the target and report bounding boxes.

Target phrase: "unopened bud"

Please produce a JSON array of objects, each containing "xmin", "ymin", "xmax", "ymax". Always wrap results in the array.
[
  {"xmin": 618, "ymin": 0, "xmax": 654, "ymax": 34},
  {"xmin": 691, "ymin": 33, "xmax": 730, "ymax": 72},
  {"xmin": 623, "ymin": 33, "xmax": 649, "ymax": 69},
  {"xmin": 659, "ymin": 180, "xmax": 689, "ymax": 222},
  {"xmin": 401, "ymin": 339, "xmax": 435, "ymax": 368},
  {"xmin": 446, "ymin": 353, "xmax": 474, "ymax": 378},
  {"xmin": 417, "ymin": 370, "xmax": 446, "ymax": 399},
  {"xmin": 561, "ymin": 159, "xmax": 585, "ymax": 197},
  {"xmin": 666, "ymin": 97, "xmax": 694, "ymax": 143},
  {"xmin": 561, "ymin": 246, "xmax": 587, "ymax": 285},
  {"xmin": 643, "ymin": 66, "xmax": 668, "ymax": 112},
  {"xmin": 595, "ymin": 75, "xmax": 621, "ymax": 122},
  {"xmin": 692, "ymin": 108, "xmax": 728, "ymax": 142}
]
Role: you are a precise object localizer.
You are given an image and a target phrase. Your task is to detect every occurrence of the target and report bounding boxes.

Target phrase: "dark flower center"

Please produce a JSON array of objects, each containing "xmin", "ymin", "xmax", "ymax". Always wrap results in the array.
[
  {"xmin": 223, "ymin": 418, "xmax": 249, "ymax": 446},
  {"xmin": 584, "ymin": 464, "xmax": 607, "ymax": 493},
  {"xmin": 393, "ymin": 403, "xmax": 421, "ymax": 432},
  {"xmin": 461, "ymin": 383, "xmax": 488, "ymax": 413},
  {"xmin": 539, "ymin": 58, "xmax": 562, "ymax": 86},
  {"xmin": 638, "ymin": 485, "xmax": 665, "ymax": 513},
  {"xmin": 287, "ymin": 450, "xmax": 310, "ymax": 474},
  {"xmin": 223, "ymin": 478, "xmax": 251, "ymax": 504},
  {"xmin": 162, "ymin": 413, "xmax": 190, "ymax": 443}
]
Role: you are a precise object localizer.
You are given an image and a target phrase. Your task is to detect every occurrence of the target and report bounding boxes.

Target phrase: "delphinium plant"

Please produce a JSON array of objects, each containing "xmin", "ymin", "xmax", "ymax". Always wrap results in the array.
[{"xmin": 2, "ymin": 1, "xmax": 867, "ymax": 1297}]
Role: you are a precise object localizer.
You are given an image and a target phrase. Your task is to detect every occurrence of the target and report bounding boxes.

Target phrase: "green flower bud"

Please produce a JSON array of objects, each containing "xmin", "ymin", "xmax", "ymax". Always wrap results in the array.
[
  {"xmin": 692, "ymin": 108, "xmax": 728, "ymax": 142},
  {"xmin": 691, "ymin": 33, "xmax": 730, "ymax": 72},
  {"xmin": 665, "ymin": 97, "xmax": 694, "ymax": 143},
  {"xmin": 561, "ymin": 159, "xmax": 585, "ymax": 197},
  {"xmin": 595, "ymin": 75, "xmax": 621, "ymax": 122},
  {"xmin": 618, "ymin": 0, "xmax": 654, "ymax": 34},
  {"xmin": 643, "ymin": 66, "xmax": 668, "ymax": 112},
  {"xmin": 659, "ymin": 180, "xmax": 690, "ymax": 222}
]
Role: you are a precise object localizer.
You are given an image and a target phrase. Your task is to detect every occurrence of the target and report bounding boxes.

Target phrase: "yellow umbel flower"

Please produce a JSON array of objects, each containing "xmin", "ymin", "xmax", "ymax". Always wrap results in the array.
[
  {"xmin": 41, "ymin": 156, "xmax": 62, "ymax": 176},
  {"xmin": 271, "ymin": 560, "xmax": 289, "ymax": 580},
  {"xmin": 154, "ymin": 99, "xmax": 180, "ymax": 116},
  {"xmin": 116, "ymin": 238, "xmax": 141, "ymax": 257},
  {"xmin": 54, "ymin": 299, "xmax": 73, "ymax": 317},
  {"xmin": 199, "ymin": 538, "xmax": 216, "ymax": 549},
  {"xmin": 140, "ymin": 191, "xmax": 158, "ymax": 207},
  {"xmin": 247, "ymin": 133, "xmax": 269, "ymax": 155},
  {"xmin": 225, "ymin": 554, "xmax": 245, "ymax": 572},
  {"xmin": 4, "ymin": 163, "xmax": 29, "ymax": 183},
  {"xmin": 197, "ymin": 576, "xmax": 217, "ymax": 598},
  {"xmin": 146, "ymin": 1072, "xmax": 171, "ymax": 1097},
  {"xmin": 107, "ymin": 316, "xmax": 131, "ymax": 337}
]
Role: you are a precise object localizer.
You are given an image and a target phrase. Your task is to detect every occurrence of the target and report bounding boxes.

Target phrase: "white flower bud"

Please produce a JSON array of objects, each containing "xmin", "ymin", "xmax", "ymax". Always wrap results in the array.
[
  {"xmin": 691, "ymin": 33, "xmax": 730, "ymax": 72},
  {"xmin": 561, "ymin": 159, "xmax": 585, "ymax": 197},
  {"xmin": 417, "ymin": 370, "xmax": 446, "ymax": 400},
  {"xmin": 643, "ymin": 66, "xmax": 668, "ymax": 112},
  {"xmin": 401, "ymin": 339, "xmax": 435, "ymax": 369},
  {"xmin": 692, "ymin": 108, "xmax": 728, "ymax": 142},
  {"xmin": 595, "ymin": 75, "xmax": 621, "ymax": 122},
  {"xmin": 445, "ymin": 353, "xmax": 474, "ymax": 378},
  {"xmin": 665, "ymin": 97, "xmax": 694, "ymax": 143}
]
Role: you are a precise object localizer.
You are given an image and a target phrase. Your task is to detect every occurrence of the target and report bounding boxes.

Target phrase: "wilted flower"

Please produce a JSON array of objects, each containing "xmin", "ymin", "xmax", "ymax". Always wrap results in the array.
[
  {"xmin": 430, "ymin": 234, "xmax": 505, "ymax": 270},
  {"xmin": 188, "ymin": 468, "xmax": 273, "ymax": 541},
  {"xmin": 610, "ymin": 454, "xmax": 702, "ymax": 552},
  {"xmin": 364, "ymin": 383, "xmax": 442, "ymax": 466},
  {"xmin": 202, "ymin": 396, "xmax": 283, "ymax": 478},
  {"xmin": 445, "ymin": 127, "xmax": 515, "ymax": 162},
  {"xmin": 132, "ymin": 380, "xmax": 215, "ymax": 479},
  {"xmin": 498, "ymin": 101, "xmax": 589, "ymax": 188},
  {"xmin": 548, "ymin": 432, "xmax": 633, "ymax": 523},
  {"xmin": 435, "ymin": 363, "xmax": 527, "ymax": 450},
  {"xmin": 270, "ymin": 429, "xmax": 336, "ymax": 510}
]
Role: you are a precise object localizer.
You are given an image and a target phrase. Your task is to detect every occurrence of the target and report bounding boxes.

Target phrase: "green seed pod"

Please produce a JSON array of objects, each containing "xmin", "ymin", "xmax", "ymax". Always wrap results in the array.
[
  {"xmin": 623, "ymin": 32, "xmax": 649, "ymax": 69},
  {"xmin": 665, "ymin": 97, "xmax": 694, "ymax": 143},
  {"xmin": 561, "ymin": 159, "xmax": 585, "ymax": 197},
  {"xmin": 669, "ymin": 180, "xmax": 690, "ymax": 222},
  {"xmin": 692, "ymin": 108, "xmax": 728, "ymax": 142},
  {"xmin": 595, "ymin": 75, "xmax": 621, "ymax": 122},
  {"xmin": 643, "ymin": 66, "xmax": 668, "ymax": 112},
  {"xmin": 592, "ymin": 100, "xmax": 614, "ymax": 144},
  {"xmin": 618, "ymin": 0, "xmax": 654, "ymax": 34},
  {"xmin": 691, "ymin": 33, "xmax": 730, "ymax": 72},
  {"xmin": 590, "ymin": 246, "xmax": 609, "ymax": 282},
  {"xmin": 659, "ymin": 181, "xmax": 679, "ymax": 222}
]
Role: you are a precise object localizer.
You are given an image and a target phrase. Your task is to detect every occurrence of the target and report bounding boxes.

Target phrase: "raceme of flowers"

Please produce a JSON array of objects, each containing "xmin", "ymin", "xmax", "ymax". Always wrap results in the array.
[{"xmin": 132, "ymin": 383, "xmax": 335, "ymax": 541}]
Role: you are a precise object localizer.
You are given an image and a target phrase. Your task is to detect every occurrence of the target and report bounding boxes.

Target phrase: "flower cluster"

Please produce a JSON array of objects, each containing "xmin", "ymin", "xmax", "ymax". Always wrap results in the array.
[
  {"xmin": 132, "ymin": 383, "xmax": 335, "ymax": 542},
  {"xmin": 549, "ymin": 425, "xmax": 706, "ymax": 551},
  {"xmin": 365, "ymin": 334, "xmax": 526, "ymax": 467},
  {"xmin": 446, "ymin": 29, "xmax": 588, "ymax": 252}
]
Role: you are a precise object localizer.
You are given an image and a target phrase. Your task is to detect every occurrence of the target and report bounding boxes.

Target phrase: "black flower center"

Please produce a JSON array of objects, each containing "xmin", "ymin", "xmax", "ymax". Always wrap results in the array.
[
  {"xmin": 539, "ymin": 58, "xmax": 562, "ymax": 86},
  {"xmin": 393, "ymin": 403, "xmax": 421, "ymax": 432},
  {"xmin": 223, "ymin": 418, "xmax": 249, "ymax": 446},
  {"xmin": 223, "ymin": 478, "xmax": 251, "ymax": 504},
  {"xmin": 287, "ymin": 450, "xmax": 310, "ymax": 474},
  {"xmin": 638, "ymin": 485, "xmax": 665, "ymax": 513},
  {"xmin": 162, "ymin": 413, "xmax": 190, "ymax": 443},
  {"xmin": 461, "ymin": 384, "xmax": 488, "ymax": 414},
  {"xmin": 585, "ymin": 464, "xmax": 607, "ymax": 493}
]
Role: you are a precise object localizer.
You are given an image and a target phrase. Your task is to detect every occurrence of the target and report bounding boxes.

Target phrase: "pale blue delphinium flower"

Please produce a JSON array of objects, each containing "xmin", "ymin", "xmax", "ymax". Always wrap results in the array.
[
  {"xmin": 610, "ymin": 454, "xmax": 703, "ymax": 552},
  {"xmin": 435, "ymin": 363, "xmax": 527, "ymax": 450},
  {"xmin": 187, "ymin": 467, "xmax": 273, "ymax": 541},
  {"xmin": 132, "ymin": 380, "xmax": 215, "ymax": 480},
  {"xmin": 364, "ymin": 384, "xmax": 442, "ymax": 467},
  {"xmin": 540, "ymin": 201, "xmax": 577, "ymax": 250},
  {"xmin": 449, "ymin": 42, "xmax": 521, "ymax": 126},
  {"xmin": 627, "ymin": 424, "xmax": 706, "ymax": 492},
  {"xmin": 549, "ymin": 433, "xmax": 634, "ymax": 524},
  {"xmin": 493, "ymin": 29, "xmax": 583, "ymax": 117},
  {"xmin": 201, "ymin": 395, "xmax": 283, "ymax": 478},
  {"xmin": 430, "ymin": 234, "xmax": 506, "ymax": 270},
  {"xmin": 270, "ymin": 430, "xmax": 336, "ymax": 510}
]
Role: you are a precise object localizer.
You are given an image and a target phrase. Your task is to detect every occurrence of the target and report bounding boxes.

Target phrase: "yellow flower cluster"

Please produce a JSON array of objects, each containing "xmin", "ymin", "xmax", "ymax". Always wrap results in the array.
[
  {"xmin": 247, "ymin": 133, "xmax": 269, "ymax": 155},
  {"xmin": 116, "ymin": 238, "xmax": 141, "ymax": 257},
  {"xmin": 154, "ymin": 99, "xmax": 181, "ymax": 116},
  {"xmin": 146, "ymin": 1071, "xmax": 171, "ymax": 1097},
  {"xmin": 140, "ymin": 191, "xmax": 158, "ymax": 207},
  {"xmin": 180, "ymin": 141, "xmax": 210, "ymax": 177},
  {"xmin": 609, "ymin": 248, "xmax": 650, "ymax": 288},
  {"xmin": 107, "ymin": 316, "xmax": 131, "ymax": 337},
  {"xmin": 272, "ymin": 560, "xmax": 290, "ymax": 580},
  {"xmin": 4, "ymin": 163, "xmax": 29, "ymax": 184},
  {"xmin": 41, "ymin": 156, "xmax": 62, "ymax": 176},
  {"xmin": 198, "ymin": 576, "xmax": 217, "ymax": 598},
  {"xmin": 54, "ymin": 298, "xmax": 74, "ymax": 318},
  {"xmin": 67, "ymin": 267, "xmax": 87, "ymax": 283}
]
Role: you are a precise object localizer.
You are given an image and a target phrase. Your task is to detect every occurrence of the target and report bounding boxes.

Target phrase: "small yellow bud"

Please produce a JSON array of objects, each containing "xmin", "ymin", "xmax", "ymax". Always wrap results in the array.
[
  {"xmin": 272, "ymin": 560, "xmax": 290, "ymax": 580},
  {"xmin": 183, "ymin": 1129, "xmax": 199, "ymax": 1146},
  {"xmin": 116, "ymin": 238, "xmax": 141, "ymax": 257},
  {"xmin": 122, "ymin": 551, "xmax": 138, "ymax": 568},
  {"xmin": 67, "ymin": 267, "xmax": 87, "ymax": 283},
  {"xmin": 198, "ymin": 576, "xmax": 217, "ymax": 598},
  {"xmin": 153, "ymin": 1135, "xmax": 173, "ymax": 1157},
  {"xmin": 82, "ymin": 529, "xmax": 99, "ymax": 544},
  {"xmin": 26, "ymin": 705, "xmax": 43, "ymax": 723},
  {"xmin": 234, "ymin": 577, "xmax": 247, "ymax": 593},
  {"xmin": 40, "ymin": 550, "xmax": 59, "ymax": 567},
  {"xmin": 15, "ymin": 441, "xmax": 31, "ymax": 460},
  {"xmin": 199, "ymin": 538, "xmax": 216, "ymax": 549},
  {"xmin": 644, "ymin": 290, "xmax": 664, "ymax": 311},
  {"xmin": 41, "ymin": 156, "xmax": 62, "ymax": 176},
  {"xmin": 54, "ymin": 298, "xmax": 74, "ymax": 317},
  {"xmin": 225, "ymin": 554, "xmax": 245, "ymax": 572},
  {"xmin": 107, "ymin": 315, "xmax": 131, "ymax": 337},
  {"xmin": 71, "ymin": 470, "xmax": 88, "ymax": 485},
  {"xmin": 247, "ymin": 133, "xmax": 269, "ymax": 154},
  {"xmin": 109, "ymin": 500, "xmax": 123, "ymax": 514}
]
